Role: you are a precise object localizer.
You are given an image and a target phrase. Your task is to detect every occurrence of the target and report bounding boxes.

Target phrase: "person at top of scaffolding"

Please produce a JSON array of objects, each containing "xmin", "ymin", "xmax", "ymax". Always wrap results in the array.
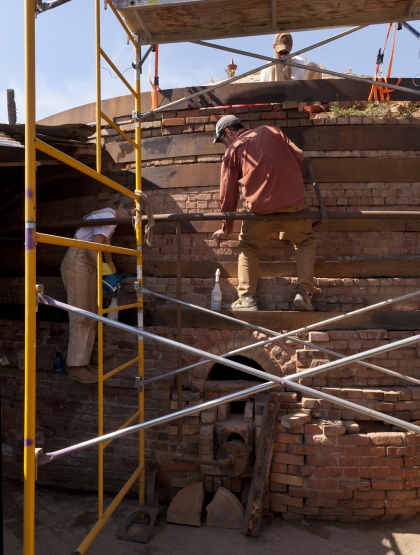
[
  {"xmin": 260, "ymin": 32, "xmax": 321, "ymax": 82},
  {"xmin": 212, "ymin": 115, "xmax": 316, "ymax": 312},
  {"xmin": 60, "ymin": 194, "xmax": 136, "ymax": 383}
]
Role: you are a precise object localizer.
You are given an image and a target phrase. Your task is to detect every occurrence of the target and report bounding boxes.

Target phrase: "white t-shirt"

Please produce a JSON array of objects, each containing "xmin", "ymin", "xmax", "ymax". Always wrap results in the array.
[
  {"xmin": 75, "ymin": 208, "xmax": 117, "ymax": 242},
  {"xmin": 260, "ymin": 55, "xmax": 305, "ymax": 82}
]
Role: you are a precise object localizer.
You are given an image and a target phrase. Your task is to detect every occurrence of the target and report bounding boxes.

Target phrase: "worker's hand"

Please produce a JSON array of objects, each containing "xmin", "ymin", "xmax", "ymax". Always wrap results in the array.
[{"xmin": 212, "ymin": 228, "xmax": 226, "ymax": 240}]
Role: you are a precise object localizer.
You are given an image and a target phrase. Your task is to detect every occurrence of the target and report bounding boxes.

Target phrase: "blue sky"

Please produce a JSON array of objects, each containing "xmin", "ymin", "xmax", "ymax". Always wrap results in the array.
[{"xmin": 1, "ymin": 1, "xmax": 420, "ymax": 123}]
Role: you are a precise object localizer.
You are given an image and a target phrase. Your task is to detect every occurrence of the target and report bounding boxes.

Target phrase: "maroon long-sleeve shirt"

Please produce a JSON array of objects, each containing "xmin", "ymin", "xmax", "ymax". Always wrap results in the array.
[{"xmin": 220, "ymin": 125, "xmax": 305, "ymax": 235}]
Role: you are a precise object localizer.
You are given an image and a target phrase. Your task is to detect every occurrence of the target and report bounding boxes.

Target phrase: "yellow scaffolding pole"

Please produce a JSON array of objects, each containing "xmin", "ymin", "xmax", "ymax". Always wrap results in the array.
[
  {"xmin": 134, "ymin": 34, "xmax": 146, "ymax": 507},
  {"xmin": 23, "ymin": 1, "xmax": 146, "ymax": 552},
  {"xmin": 23, "ymin": 1, "xmax": 37, "ymax": 554}
]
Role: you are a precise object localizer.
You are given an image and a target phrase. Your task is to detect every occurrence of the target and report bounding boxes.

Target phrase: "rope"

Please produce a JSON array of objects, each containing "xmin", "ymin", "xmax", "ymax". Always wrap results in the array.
[
  {"xmin": 134, "ymin": 190, "xmax": 155, "ymax": 247},
  {"xmin": 368, "ymin": 23, "xmax": 400, "ymax": 102}
]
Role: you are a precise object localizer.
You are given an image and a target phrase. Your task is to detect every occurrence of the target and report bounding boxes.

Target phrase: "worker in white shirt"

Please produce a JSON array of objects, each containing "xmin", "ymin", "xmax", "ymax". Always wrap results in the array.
[
  {"xmin": 60, "ymin": 194, "xmax": 135, "ymax": 383},
  {"xmin": 260, "ymin": 33, "xmax": 321, "ymax": 82}
]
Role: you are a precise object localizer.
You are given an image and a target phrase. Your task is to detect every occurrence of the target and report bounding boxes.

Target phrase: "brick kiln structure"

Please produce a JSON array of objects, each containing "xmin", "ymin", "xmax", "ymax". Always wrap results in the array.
[{"xmin": 2, "ymin": 97, "xmax": 420, "ymax": 521}]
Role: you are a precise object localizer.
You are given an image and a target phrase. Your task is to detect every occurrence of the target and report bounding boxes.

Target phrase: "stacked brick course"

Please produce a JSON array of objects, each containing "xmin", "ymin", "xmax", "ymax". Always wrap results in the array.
[{"xmin": 2, "ymin": 100, "xmax": 420, "ymax": 519}]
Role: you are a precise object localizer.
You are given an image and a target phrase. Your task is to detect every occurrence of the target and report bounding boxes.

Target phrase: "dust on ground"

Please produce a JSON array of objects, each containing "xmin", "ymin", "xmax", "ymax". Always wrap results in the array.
[{"xmin": 3, "ymin": 479, "xmax": 420, "ymax": 555}]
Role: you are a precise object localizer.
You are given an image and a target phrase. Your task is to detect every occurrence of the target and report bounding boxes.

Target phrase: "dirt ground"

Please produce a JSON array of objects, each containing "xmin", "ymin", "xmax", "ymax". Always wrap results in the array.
[{"xmin": 3, "ymin": 479, "xmax": 420, "ymax": 555}]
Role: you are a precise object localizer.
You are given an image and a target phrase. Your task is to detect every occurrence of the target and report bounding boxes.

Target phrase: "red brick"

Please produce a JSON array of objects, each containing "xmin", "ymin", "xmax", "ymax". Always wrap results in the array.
[
  {"xmin": 371, "ymin": 457, "xmax": 403, "ymax": 467},
  {"xmin": 306, "ymin": 479, "xmax": 338, "ymax": 490},
  {"xmin": 387, "ymin": 490, "xmax": 416, "ymax": 499},
  {"xmin": 306, "ymin": 456, "xmax": 338, "ymax": 467},
  {"xmin": 271, "ymin": 463, "xmax": 288, "ymax": 473},
  {"xmin": 354, "ymin": 446, "xmax": 386, "ymax": 457},
  {"xmin": 273, "ymin": 453, "xmax": 305, "ymax": 466},
  {"xmin": 276, "ymin": 433, "xmax": 303, "ymax": 445},
  {"xmin": 404, "ymin": 479, "xmax": 420, "ymax": 488},
  {"xmin": 338, "ymin": 435, "xmax": 370, "ymax": 446},
  {"xmin": 372, "ymin": 480, "xmax": 404, "ymax": 490},
  {"xmin": 368, "ymin": 432, "xmax": 404, "ymax": 446},
  {"xmin": 355, "ymin": 491, "xmax": 385, "ymax": 500},
  {"xmin": 288, "ymin": 445, "xmax": 317, "ymax": 456},
  {"xmin": 162, "ymin": 118, "xmax": 185, "ymax": 126}
]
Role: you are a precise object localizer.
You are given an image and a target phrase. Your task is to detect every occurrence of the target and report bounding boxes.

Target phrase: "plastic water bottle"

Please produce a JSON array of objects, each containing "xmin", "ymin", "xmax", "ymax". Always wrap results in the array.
[
  {"xmin": 211, "ymin": 269, "xmax": 222, "ymax": 310},
  {"xmin": 53, "ymin": 351, "xmax": 65, "ymax": 374},
  {"xmin": 107, "ymin": 297, "xmax": 119, "ymax": 321}
]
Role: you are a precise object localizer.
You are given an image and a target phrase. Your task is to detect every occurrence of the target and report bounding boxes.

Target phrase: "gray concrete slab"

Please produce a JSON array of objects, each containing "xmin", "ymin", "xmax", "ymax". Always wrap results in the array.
[{"xmin": 3, "ymin": 479, "xmax": 420, "ymax": 555}]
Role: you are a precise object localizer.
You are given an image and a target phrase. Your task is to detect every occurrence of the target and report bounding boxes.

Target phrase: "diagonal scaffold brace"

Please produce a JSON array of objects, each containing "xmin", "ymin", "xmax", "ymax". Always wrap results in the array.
[{"xmin": 36, "ymin": 291, "xmax": 420, "ymax": 467}]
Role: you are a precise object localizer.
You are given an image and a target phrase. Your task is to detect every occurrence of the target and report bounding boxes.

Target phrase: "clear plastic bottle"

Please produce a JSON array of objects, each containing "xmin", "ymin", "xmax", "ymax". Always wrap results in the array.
[{"xmin": 211, "ymin": 269, "xmax": 222, "ymax": 310}]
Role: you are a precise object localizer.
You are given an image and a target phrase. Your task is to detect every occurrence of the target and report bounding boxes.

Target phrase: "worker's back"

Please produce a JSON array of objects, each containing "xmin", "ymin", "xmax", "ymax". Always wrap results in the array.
[{"xmin": 223, "ymin": 125, "xmax": 306, "ymax": 214}]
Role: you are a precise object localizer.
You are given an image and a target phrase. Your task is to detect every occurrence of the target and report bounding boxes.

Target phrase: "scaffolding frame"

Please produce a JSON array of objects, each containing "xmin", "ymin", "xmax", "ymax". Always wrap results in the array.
[
  {"xmin": 24, "ymin": 1, "xmax": 144, "ymax": 554},
  {"xmin": 22, "ymin": 1, "xmax": 420, "ymax": 554}
]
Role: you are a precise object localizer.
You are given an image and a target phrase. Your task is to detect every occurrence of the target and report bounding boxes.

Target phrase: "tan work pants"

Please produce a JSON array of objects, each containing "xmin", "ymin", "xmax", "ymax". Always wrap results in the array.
[
  {"xmin": 60, "ymin": 247, "xmax": 97, "ymax": 367},
  {"xmin": 237, "ymin": 201, "xmax": 316, "ymax": 298}
]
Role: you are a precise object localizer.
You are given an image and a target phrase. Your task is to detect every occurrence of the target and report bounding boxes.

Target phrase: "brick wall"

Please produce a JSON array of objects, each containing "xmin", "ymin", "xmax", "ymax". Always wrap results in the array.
[{"xmin": 2, "ymin": 102, "xmax": 420, "ymax": 518}]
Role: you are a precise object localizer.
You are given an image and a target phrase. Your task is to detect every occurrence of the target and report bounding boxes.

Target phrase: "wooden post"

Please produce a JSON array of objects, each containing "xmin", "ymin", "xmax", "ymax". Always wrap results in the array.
[
  {"xmin": 7, "ymin": 89, "xmax": 17, "ymax": 125},
  {"xmin": 242, "ymin": 392, "xmax": 279, "ymax": 537}
]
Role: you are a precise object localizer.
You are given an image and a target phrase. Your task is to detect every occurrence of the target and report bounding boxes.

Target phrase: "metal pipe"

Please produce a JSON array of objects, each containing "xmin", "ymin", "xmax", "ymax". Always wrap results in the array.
[
  {"xmin": 176, "ymin": 221, "xmax": 183, "ymax": 445},
  {"xmin": 133, "ymin": 34, "xmax": 146, "ymax": 508},
  {"xmin": 38, "ymin": 365, "xmax": 420, "ymax": 465},
  {"xmin": 141, "ymin": 44, "xmax": 154, "ymax": 67},
  {"xmin": 402, "ymin": 21, "xmax": 420, "ymax": 38},
  {"xmin": 37, "ymin": 293, "xmax": 420, "ymax": 463},
  {"xmin": 39, "ymin": 382, "xmax": 277, "ymax": 464},
  {"xmin": 140, "ymin": 287, "xmax": 420, "ymax": 387},
  {"xmin": 136, "ymin": 61, "xmax": 275, "ymax": 119},
  {"xmin": 74, "ymin": 466, "xmax": 141, "ymax": 555},
  {"xmin": 193, "ymin": 41, "xmax": 420, "ymax": 99},
  {"xmin": 35, "ymin": 138, "xmax": 138, "ymax": 200},
  {"xmin": 195, "ymin": 26, "xmax": 365, "ymax": 68},
  {"xmin": 36, "ymin": 232, "xmax": 137, "ymax": 256},
  {"xmin": 23, "ymin": 0, "xmax": 37, "ymax": 553},
  {"xmin": 134, "ymin": 26, "xmax": 365, "ymax": 119},
  {"xmin": 4, "ymin": 210, "xmax": 420, "ymax": 237}
]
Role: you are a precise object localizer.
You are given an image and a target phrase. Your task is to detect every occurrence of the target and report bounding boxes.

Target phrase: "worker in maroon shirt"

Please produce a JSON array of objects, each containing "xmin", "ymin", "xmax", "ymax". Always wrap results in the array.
[{"xmin": 212, "ymin": 115, "xmax": 316, "ymax": 311}]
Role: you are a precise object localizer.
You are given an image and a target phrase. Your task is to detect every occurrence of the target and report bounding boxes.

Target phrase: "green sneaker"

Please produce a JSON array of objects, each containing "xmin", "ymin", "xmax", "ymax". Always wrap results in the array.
[{"xmin": 226, "ymin": 297, "xmax": 258, "ymax": 311}]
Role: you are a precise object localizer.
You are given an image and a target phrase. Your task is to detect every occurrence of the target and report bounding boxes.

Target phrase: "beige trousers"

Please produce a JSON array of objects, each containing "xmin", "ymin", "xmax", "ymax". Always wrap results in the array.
[
  {"xmin": 237, "ymin": 201, "xmax": 316, "ymax": 298},
  {"xmin": 60, "ymin": 247, "xmax": 97, "ymax": 367}
]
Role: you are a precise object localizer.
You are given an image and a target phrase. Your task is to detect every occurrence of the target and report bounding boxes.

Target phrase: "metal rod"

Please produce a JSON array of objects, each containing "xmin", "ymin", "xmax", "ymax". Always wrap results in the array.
[
  {"xmin": 135, "ymin": 26, "xmax": 364, "ymax": 119},
  {"xmin": 402, "ymin": 21, "xmax": 420, "ymax": 38},
  {"xmin": 39, "ymin": 367, "xmax": 420, "ymax": 465},
  {"xmin": 36, "ymin": 232, "xmax": 137, "ymax": 256},
  {"xmin": 137, "ymin": 61, "xmax": 275, "ymax": 118},
  {"xmin": 37, "ymin": 294, "xmax": 420, "ymax": 463},
  {"xmin": 4, "ymin": 210, "xmax": 420, "ymax": 237},
  {"xmin": 23, "ymin": 0, "xmax": 37, "ymax": 553},
  {"xmin": 193, "ymin": 40, "xmax": 420, "ymax": 98},
  {"xmin": 141, "ymin": 44, "xmax": 154, "ymax": 66},
  {"xmin": 195, "ymin": 26, "xmax": 365, "ymax": 67},
  {"xmin": 35, "ymin": 138, "xmax": 138, "ymax": 199},
  {"xmin": 39, "ymin": 382, "xmax": 276, "ymax": 464},
  {"xmin": 133, "ymin": 34, "xmax": 146, "ymax": 508},
  {"xmin": 176, "ymin": 220, "xmax": 183, "ymax": 444},
  {"xmin": 140, "ymin": 287, "xmax": 420, "ymax": 387},
  {"xmin": 280, "ymin": 378, "xmax": 420, "ymax": 433},
  {"xmin": 74, "ymin": 466, "xmax": 141, "ymax": 555},
  {"xmin": 285, "ymin": 336, "xmax": 420, "ymax": 386}
]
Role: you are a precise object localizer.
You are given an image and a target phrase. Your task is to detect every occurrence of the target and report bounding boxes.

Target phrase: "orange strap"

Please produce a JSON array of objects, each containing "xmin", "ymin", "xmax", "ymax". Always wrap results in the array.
[
  {"xmin": 368, "ymin": 23, "xmax": 400, "ymax": 102},
  {"xmin": 148, "ymin": 45, "xmax": 161, "ymax": 110}
]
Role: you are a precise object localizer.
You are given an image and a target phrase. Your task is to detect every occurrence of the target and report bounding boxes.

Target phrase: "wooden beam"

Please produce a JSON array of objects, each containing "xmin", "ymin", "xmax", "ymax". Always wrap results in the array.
[
  {"xmin": 144, "ymin": 260, "xmax": 420, "ymax": 279},
  {"xmin": 140, "ymin": 157, "xmax": 420, "ymax": 190},
  {"xmin": 105, "ymin": 126, "xmax": 420, "ymax": 166},
  {"xmin": 243, "ymin": 392, "xmax": 279, "ymax": 537},
  {"xmin": 144, "ymin": 308, "xmax": 420, "ymax": 331},
  {"xmin": 152, "ymin": 218, "xmax": 418, "ymax": 234}
]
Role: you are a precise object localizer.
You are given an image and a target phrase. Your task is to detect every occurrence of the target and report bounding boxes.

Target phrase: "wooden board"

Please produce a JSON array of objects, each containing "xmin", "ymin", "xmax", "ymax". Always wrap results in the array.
[
  {"xmin": 243, "ymin": 392, "xmax": 279, "ymax": 537},
  {"xmin": 140, "ymin": 158, "xmax": 420, "ymax": 190},
  {"xmin": 144, "ymin": 308, "xmax": 420, "ymax": 331},
  {"xmin": 144, "ymin": 260, "xmax": 420, "ymax": 279},
  {"xmin": 106, "ymin": 126, "xmax": 420, "ymax": 166},
  {"xmin": 118, "ymin": 0, "xmax": 420, "ymax": 44}
]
